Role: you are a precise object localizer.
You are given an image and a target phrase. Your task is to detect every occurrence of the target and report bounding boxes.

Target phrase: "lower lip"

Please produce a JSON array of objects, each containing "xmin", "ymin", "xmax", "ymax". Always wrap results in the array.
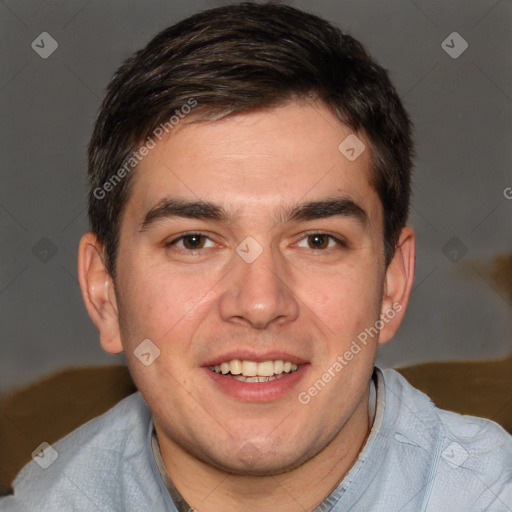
[{"xmin": 202, "ymin": 365, "xmax": 310, "ymax": 402}]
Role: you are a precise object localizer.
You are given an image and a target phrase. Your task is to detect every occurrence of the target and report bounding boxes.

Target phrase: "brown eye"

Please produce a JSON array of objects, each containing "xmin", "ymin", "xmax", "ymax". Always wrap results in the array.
[
  {"xmin": 167, "ymin": 233, "xmax": 215, "ymax": 250},
  {"xmin": 182, "ymin": 234, "xmax": 206, "ymax": 249},
  {"xmin": 307, "ymin": 234, "xmax": 330, "ymax": 249},
  {"xmin": 296, "ymin": 233, "xmax": 346, "ymax": 251}
]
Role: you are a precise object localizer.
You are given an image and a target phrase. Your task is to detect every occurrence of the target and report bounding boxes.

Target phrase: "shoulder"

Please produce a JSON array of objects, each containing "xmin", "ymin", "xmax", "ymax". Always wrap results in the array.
[
  {"xmin": 381, "ymin": 368, "xmax": 512, "ymax": 461},
  {"xmin": 0, "ymin": 392, "xmax": 164, "ymax": 511},
  {"xmin": 431, "ymin": 407, "xmax": 512, "ymax": 510},
  {"xmin": 380, "ymin": 368, "xmax": 512, "ymax": 511}
]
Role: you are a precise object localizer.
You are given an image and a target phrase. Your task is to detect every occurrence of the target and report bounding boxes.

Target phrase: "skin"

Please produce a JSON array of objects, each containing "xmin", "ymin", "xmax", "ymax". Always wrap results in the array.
[{"xmin": 78, "ymin": 99, "xmax": 415, "ymax": 511}]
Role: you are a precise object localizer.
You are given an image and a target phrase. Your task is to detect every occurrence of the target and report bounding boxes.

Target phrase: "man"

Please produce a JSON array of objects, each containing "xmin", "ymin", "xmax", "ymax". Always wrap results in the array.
[{"xmin": 2, "ymin": 2, "xmax": 511, "ymax": 511}]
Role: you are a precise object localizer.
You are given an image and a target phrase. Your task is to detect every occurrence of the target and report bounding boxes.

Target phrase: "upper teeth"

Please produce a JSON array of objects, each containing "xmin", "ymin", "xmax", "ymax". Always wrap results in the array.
[{"xmin": 209, "ymin": 360, "xmax": 299, "ymax": 377}]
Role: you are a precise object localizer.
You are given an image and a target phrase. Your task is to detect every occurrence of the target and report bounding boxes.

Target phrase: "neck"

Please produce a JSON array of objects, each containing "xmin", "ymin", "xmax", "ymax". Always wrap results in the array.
[{"xmin": 156, "ymin": 387, "xmax": 372, "ymax": 512}]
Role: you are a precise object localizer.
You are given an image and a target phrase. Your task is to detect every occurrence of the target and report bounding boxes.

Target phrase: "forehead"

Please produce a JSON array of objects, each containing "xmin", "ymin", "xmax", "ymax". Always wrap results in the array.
[{"xmin": 122, "ymin": 100, "xmax": 382, "ymax": 229}]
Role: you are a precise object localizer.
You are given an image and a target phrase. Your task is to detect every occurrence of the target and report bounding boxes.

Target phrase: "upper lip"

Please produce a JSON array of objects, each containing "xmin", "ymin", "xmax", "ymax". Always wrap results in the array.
[{"xmin": 202, "ymin": 351, "xmax": 309, "ymax": 367}]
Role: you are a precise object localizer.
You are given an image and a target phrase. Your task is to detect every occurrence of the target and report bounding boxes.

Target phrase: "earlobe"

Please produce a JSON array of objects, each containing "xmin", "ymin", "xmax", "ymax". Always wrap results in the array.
[
  {"xmin": 77, "ymin": 232, "xmax": 124, "ymax": 354},
  {"xmin": 378, "ymin": 226, "xmax": 416, "ymax": 345}
]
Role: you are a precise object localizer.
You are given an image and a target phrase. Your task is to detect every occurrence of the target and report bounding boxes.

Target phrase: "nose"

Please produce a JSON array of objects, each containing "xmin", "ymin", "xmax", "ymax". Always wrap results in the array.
[{"xmin": 218, "ymin": 242, "xmax": 300, "ymax": 329}]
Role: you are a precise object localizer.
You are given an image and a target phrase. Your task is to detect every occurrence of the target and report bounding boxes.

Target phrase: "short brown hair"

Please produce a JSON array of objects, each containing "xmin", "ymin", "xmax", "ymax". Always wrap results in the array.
[{"xmin": 87, "ymin": 1, "xmax": 413, "ymax": 279}]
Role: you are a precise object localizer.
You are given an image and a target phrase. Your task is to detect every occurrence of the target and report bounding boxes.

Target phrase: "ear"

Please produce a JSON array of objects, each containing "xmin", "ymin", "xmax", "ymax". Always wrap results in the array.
[
  {"xmin": 77, "ymin": 232, "xmax": 124, "ymax": 354},
  {"xmin": 378, "ymin": 226, "xmax": 415, "ymax": 345}
]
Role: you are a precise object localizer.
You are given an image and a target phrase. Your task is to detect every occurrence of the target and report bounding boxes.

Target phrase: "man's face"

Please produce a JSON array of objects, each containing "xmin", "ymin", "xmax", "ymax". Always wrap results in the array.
[{"xmin": 109, "ymin": 100, "xmax": 389, "ymax": 474}]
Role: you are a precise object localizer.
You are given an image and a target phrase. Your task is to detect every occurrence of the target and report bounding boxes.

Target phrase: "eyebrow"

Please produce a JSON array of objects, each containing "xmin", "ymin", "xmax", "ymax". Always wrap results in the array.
[{"xmin": 138, "ymin": 196, "xmax": 369, "ymax": 232}]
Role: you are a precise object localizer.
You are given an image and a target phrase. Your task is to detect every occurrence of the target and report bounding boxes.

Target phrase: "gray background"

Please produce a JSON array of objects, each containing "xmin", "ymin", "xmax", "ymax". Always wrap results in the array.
[{"xmin": 1, "ymin": 0, "xmax": 511, "ymax": 393}]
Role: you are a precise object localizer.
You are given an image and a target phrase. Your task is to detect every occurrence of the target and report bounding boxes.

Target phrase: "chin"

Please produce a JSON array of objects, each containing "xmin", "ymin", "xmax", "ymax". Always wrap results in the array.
[{"xmin": 205, "ymin": 442, "xmax": 314, "ymax": 477}]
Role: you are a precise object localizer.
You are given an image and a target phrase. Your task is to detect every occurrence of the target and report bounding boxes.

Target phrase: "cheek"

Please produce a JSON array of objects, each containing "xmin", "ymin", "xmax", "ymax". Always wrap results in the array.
[
  {"xmin": 118, "ymin": 271, "xmax": 204, "ymax": 394},
  {"xmin": 299, "ymin": 263, "xmax": 382, "ymax": 335},
  {"xmin": 119, "ymin": 266, "xmax": 218, "ymax": 351}
]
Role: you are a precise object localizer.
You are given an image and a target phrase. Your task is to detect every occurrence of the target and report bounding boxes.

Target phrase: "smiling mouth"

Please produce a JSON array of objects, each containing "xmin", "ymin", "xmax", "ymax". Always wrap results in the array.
[{"xmin": 208, "ymin": 359, "xmax": 300, "ymax": 383}]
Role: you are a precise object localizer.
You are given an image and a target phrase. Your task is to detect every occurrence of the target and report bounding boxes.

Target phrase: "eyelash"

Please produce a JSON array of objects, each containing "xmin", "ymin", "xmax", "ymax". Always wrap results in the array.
[{"xmin": 165, "ymin": 231, "xmax": 347, "ymax": 252}]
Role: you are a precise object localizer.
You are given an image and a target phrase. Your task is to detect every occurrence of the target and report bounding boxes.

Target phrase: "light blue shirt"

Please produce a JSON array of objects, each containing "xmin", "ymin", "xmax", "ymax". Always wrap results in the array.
[{"xmin": 1, "ymin": 368, "xmax": 511, "ymax": 511}]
